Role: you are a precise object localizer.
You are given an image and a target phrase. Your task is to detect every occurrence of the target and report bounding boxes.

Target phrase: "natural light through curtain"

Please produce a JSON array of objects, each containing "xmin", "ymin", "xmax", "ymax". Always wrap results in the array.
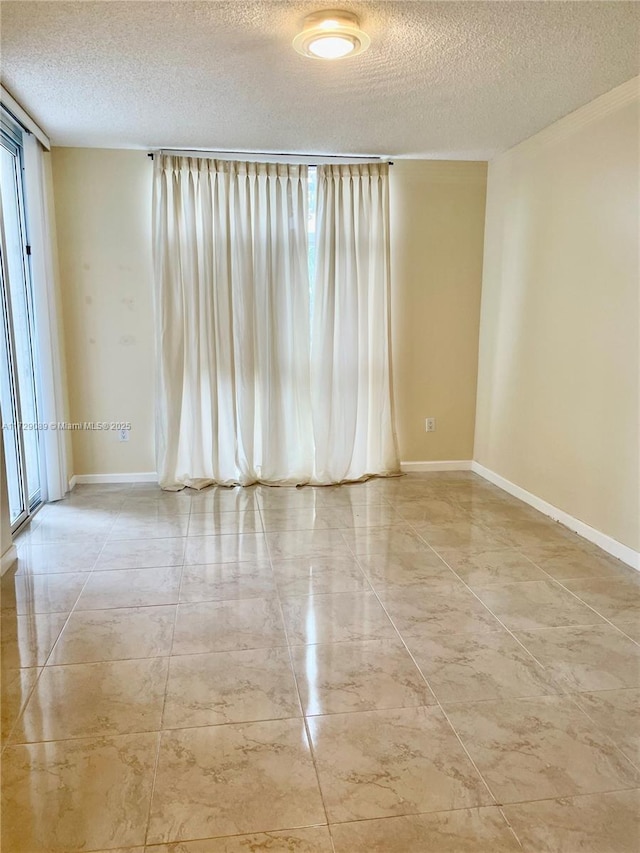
[
  {"xmin": 312, "ymin": 163, "xmax": 399, "ymax": 482},
  {"xmin": 154, "ymin": 156, "xmax": 313, "ymax": 488},
  {"xmin": 153, "ymin": 155, "xmax": 399, "ymax": 488}
]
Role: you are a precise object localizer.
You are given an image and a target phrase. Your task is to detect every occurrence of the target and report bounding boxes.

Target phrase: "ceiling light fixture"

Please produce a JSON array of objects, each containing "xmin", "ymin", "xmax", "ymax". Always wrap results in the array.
[{"xmin": 293, "ymin": 10, "xmax": 370, "ymax": 60}]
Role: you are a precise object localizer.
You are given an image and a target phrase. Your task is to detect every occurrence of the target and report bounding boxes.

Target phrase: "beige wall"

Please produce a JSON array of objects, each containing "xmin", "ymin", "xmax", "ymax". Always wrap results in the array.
[
  {"xmin": 474, "ymin": 79, "xmax": 640, "ymax": 551},
  {"xmin": 51, "ymin": 151, "xmax": 487, "ymax": 475},
  {"xmin": 390, "ymin": 161, "xmax": 487, "ymax": 462},
  {"xmin": 52, "ymin": 148, "xmax": 155, "ymax": 476}
]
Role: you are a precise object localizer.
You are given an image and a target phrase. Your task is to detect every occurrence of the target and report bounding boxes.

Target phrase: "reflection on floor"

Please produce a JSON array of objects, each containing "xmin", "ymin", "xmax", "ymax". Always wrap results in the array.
[{"xmin": 1, "ymin": 472, "xmax": 639, "ymax": 852}]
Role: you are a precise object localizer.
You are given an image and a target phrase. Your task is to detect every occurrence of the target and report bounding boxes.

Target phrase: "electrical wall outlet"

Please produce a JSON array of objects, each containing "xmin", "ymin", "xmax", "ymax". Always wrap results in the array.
[
  {"xmin": 118, "ymin": 428, "xmax": 130, "ymax": 442},
  {"xmin": 425, "ymin": 417, "xmax": 436, "ymax": 432}
]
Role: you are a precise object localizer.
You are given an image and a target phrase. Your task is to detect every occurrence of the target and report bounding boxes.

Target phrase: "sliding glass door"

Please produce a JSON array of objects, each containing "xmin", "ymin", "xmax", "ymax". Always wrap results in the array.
[{"xmin": 0, "ymin": 117, "xmax": 43, "ymax": 530}]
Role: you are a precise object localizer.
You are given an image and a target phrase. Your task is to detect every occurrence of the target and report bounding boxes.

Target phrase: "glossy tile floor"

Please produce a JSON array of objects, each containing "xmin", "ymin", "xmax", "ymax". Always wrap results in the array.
[{"xmin": 2, "ymin": 473, "xmax": 639, "ymax": 852}]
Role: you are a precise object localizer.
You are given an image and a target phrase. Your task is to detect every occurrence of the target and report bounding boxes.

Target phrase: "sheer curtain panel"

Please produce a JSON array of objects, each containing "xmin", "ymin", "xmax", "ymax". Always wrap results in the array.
[
  {"xmin": 312, "ymin": 163, "xmax": 399, "ymax": 482},
  {"xmin": 22, "ymin": 135, "xmax": 68, "ymax": 501},
  {"xmin": 153, "ymin": 156, "xmax": 313, "ymax": 488}
]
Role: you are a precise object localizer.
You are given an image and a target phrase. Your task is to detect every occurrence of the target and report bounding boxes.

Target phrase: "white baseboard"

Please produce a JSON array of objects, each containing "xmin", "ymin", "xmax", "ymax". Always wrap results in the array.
[
  {"xmin": 70, "ymin": 472, "xmax": 158, "ymax": 486},
  {"xmin": 400, "ymin": 460, "xmax": 472, "ymax": 473},
  {"xmin": 1, "ymin": 544, "xmax": 17, "ymax": 576},
  {"xmin": 471, "ymin": 461, "xmax": 640, "ymax": 571}
]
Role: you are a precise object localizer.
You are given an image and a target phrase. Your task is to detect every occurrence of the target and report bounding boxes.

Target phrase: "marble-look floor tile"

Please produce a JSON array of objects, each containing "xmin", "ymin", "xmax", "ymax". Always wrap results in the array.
[
  {"xmin": 407, "ymin": 630, "xmax": 560, "ymax": 703},
  {"xmin": 445, "ymin": 695, "xmax": 640, "ymax": 804},
  {"xmin": 187, "ymin": 510, "xmax": 263, "ymax": 536},
  {"xmin": 291, "ymin": 639, "xmax": 434, "ymax": 715},
  {"xmin": 281, "ymin": 592, "xmax": 396, "ymax": 645},
  {"xmin": 74, "ymin": 483, "xmax": 131, "ymax": 494},
  {"xmin": 307, "ymin": 706, "xmax": 492, "ymax": 822},
  {"xmin": 35, "ymin": 499, "xmax": 120, "ymax": 519},
  {"xmin": 1, "ymin": 611, "xmax": 68, "ymax": 668},
  {"xmin": 1, "ymin": 732, "xmax": 158, "ymax": 852},
  {"xmin": 395, "ymin": 498, "xmax": 469, "ymax": 524},
  {"xmin": 179, "ymin": 561, "xmax": 276, "ymax": 603},
  {"xmin": 32, "ymin": 504, "xmax": 117, "ymax": 527},
  {"xmin": 189, "ymin": 487, "xmax": 257, "ymax": 512},
  {"xmin": 357, "ymin": 550, "xmax": 456, "ymax": 588},
  {"xmin": 379, "ymin": 585, "xmax": 501, "ymax": 637},
  {"xmin": 502, "ymin": 789, "xmax": 640, "ymax": 853},
  {"xmin": 86, "ymin": 848, "xmax": 143, "ymax": 853},
  {"xmin": 330, "ymin": 807, "xmax": 521, "ymax": 852},
  {"xmin": 49, "ymin": 606, "xmax": 176, "ymax": 664},
  {"xmin": 521, "ymin": 543, "xmax": 636, "ymax": 581},
  {"xmin": 256, "ymin": 487, "xmax": 321, "ymax": 511},
  {"xmin": 313, "ymin": 486, "xmax": 391, "ymax": 508},
  {"xmin": 76, "ymin": 566, "xmax": 183, "ymax": 610},
  {"xmin": 342, "ymin": 524, "xmax": 430, "ymax": 556},
  {"xmin": 271, "ymin": 556, "xmax": 369, "ymax": 597},
  {"xmin": 145, "ymin": 826, "xmax": 333, "ymax": 852},
  {"xmin": 390, "ymin": 474, "xmax": 465, "ymax": 494},
  {"xmin": 121, "ymin": 493, "xmax": 192, "ymax": 515},
  {"xmin": 491, "ymin": 518, "xmax": 577, "ymax": 549},
  {"xmin": 469, "ymin": 505, "xmax": 534, "ymax": 529},
  {"xmin": 473, "ymin": 580, "xmax": 605, "ymax": 630},
  {"xmin": 264, "ymin": 504, "xmax": 401, "ymax": 530},
  {"xmin": 117, "ymin": 503, "xmax": 190, "ymax": 521},
  {"xmin": 435, "ymin": 546, "xmax": 548, "ymax": 586},
  {"xmin": 266, "ymin": 529, "xmax": 351, "ymax": 560},
  {"xmin": 616, "ymin": 620, "xmax": 640, "ymax": 643},
  {"xmin": 329, "ymin": 504, "xmax": 403, "ymax": 527},
  {"xmin": 1, "ymin": 667, "xmax": 40, "ymax": 745},
  {"xmin": 515, "ymin": 624, "xmax": 640, "ymax": 692},
  {"xmin": 11, "ymin": 657, "xmax": 168, "ymax": 742},
  {"xmin": 61, "ymin": 494, "xmax": 128, "ymax": 512},
  {"xmin": 95, "ymin": 538, "xmax": 186, "ymax": 571},
  {"xmin": 185, "ymin": 532, "xmax": 270, "ymax": 564},
  {"xmin": 572, "ymin": 689, "xmax": 640, "ymax": 765},
  {"xmin": 1, "ymin": 571, "xmax": 87, "ymax": 614},
  {"xmin": 147, "ymin": 719, "xmax": 325, "ymax": 842},
  {"xmin": 172, "ymin": 598, "xmax": 286, "ymax": 654},
  {"xmin": 414, "ymin": 521, "xmax": 506, "ymax": 550},
  {"xmin": 563, "ymin": 576, "xmax": 640, "ymax": 622},
  {"xmin": 108, "ymin": 516, "xmax": 189, "ymax": 541},
  {"xmin": 163, "ymin": 647, "xmax": 300, "ymax": 728},
  {"xmin": 392, "ymin": 486, "xmax": 456, "ymax": 503},
  {"xmin": 260, "ymin": 507, "xmax": 341, "ymax": 532},
  {"xmin": 4, "ymin": 474, "xmax": 638, "ymax": 852},
  {"xmin": 19, "ymin": 519, "xmax": 111, "ymax": 545},
  {"xmin": 15, "ymin": 541, "xmax": 102, "ymax": 574}
]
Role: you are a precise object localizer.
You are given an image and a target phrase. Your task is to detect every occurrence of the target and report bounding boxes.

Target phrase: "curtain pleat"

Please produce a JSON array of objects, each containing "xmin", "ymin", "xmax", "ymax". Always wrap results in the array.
[
  {"xmin": 311, "ymin": 163, "xmax": 400, "ymax": 483},
  {"xmin": 153, "ymin": 157, "xmax": 313, "ymax": 488}
]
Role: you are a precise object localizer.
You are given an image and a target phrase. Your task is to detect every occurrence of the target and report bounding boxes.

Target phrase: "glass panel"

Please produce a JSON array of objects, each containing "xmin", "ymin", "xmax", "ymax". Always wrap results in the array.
[
  {"xmin": 0, "ymin": 242, "xmax": 25, "ymax": 524},
  {"xmin": 0, "ymin": 131, "xmax": 42, "ymax": 522}
]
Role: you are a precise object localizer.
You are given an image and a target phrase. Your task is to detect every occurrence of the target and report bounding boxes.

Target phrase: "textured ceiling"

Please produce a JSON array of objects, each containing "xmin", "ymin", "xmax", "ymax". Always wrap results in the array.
[{"xmin": 1, "ymin": 1, "xmax": 639, "ymax": 158}]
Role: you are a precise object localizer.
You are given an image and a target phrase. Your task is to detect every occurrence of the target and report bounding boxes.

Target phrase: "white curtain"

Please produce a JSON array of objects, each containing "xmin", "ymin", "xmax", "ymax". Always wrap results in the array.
[
  {"xmin": 22, "ymin": 135, "xmax": 68, "ymax": 501},
  {"xmin": 311, "ymin": 163, "xmax": 399, "ymax": 482},
  {"xmin": 153, "ymin": 156, "xmax": 314, "ymax": 488}
]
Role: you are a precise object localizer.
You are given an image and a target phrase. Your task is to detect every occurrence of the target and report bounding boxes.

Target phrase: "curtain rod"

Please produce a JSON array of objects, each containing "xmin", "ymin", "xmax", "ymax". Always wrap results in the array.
[
  {"xmin": 147, "ymin": 149, "xmax": 394, "ymax": 165},
  {"xmin": 0, "ymin": 85, "xmax": 51, "ymax": 150}
]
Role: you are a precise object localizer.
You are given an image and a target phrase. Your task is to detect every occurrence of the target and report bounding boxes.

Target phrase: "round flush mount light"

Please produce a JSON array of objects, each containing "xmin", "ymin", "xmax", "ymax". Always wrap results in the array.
[{"xmin": 293, "ymin": 10, "xmax": 370, "ymax": 60}]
